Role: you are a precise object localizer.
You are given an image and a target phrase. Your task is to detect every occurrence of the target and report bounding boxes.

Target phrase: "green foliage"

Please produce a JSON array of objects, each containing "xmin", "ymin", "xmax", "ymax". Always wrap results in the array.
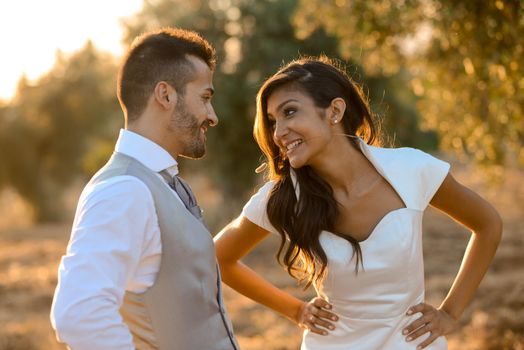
[
  {"xmin": 295, "ymin": 0, "xmax": 524, "ymax": 166},
  {"xmin": 0, "ymin": 42, "xmax": 121, "ymax": 221}
]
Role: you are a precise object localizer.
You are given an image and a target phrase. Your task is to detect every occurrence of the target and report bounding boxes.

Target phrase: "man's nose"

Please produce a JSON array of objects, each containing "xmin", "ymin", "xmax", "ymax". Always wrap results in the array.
[{"xmin": 207, "ymin": 105, "xmax": 218, "ymax": 126}]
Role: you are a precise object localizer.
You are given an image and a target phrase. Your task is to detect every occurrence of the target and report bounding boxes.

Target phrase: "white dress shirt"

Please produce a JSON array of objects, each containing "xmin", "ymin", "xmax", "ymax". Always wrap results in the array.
[{"xmin": 51, "ymin": 129, "xmax": 181, "ymax": 350}]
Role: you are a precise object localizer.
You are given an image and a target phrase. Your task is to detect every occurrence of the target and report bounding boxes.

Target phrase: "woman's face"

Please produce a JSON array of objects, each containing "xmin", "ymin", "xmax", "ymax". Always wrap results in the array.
[{"xmin": 266, "ymin": 87, "xmax": 333, "ymax": 168}]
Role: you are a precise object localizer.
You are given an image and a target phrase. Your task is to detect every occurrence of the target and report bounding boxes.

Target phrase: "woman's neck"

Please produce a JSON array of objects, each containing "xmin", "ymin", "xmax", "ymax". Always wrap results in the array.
[{"xmin": 310, "ymin": 139, "xmax": 376, "ymax": 198}]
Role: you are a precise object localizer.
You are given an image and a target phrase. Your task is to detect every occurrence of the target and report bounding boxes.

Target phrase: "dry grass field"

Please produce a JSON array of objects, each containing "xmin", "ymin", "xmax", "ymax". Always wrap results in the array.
[{"xmin": 0, "ymin": 161, "xmax": 522, "ymax": 350}]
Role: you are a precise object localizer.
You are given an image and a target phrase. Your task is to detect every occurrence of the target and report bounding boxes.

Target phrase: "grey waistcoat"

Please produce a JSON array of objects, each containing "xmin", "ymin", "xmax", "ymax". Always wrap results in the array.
[{"xmin": 90, "ymin": 152, "xmax": 239, "ymax": 350}]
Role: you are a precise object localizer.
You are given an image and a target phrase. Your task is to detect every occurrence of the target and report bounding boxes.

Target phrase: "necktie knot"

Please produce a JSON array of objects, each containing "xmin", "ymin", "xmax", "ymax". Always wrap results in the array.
[{"xmin": 160, "ymin": 170, "xmax": 204, "ymax": 221}]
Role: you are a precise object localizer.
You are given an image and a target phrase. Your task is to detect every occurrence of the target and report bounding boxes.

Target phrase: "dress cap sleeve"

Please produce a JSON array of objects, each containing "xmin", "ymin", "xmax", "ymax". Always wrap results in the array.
[
  {"xmin": 357, "ymin": 141, "xmax": 450, "ymax": 211},
  {"xmin": 241, "ymin": 181, "xmax": 279, "ymax": 235},
  {"xmin": 411, "ymin": 149, "xmax": 450, "ymax": 210}
]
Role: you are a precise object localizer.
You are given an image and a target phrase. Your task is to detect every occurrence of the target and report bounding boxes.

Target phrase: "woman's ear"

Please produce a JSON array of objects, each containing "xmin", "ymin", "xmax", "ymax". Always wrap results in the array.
[
  {"xmin": 329, "ymin": 97, "xmax": 346, "ymax": 124},
  {"xmin": 154, "ymin": 81, "xmax": 177, "ymax": 110}
]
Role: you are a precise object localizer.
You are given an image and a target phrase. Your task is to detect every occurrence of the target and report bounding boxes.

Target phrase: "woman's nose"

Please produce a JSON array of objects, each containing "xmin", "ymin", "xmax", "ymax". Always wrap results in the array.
[{"xmin": 273, "ymin": 120, "xmax": 288, "ymax": 141}]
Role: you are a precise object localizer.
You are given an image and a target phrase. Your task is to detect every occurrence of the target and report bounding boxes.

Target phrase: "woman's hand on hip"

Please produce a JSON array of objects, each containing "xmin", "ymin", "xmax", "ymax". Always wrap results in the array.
[
  {"xmin": 403, "ymin": 303, "xmax": 458, "ymax": 349},
  {"xmin": 297, "ymin": 297, "xmax": 339, "ymax": 336}
]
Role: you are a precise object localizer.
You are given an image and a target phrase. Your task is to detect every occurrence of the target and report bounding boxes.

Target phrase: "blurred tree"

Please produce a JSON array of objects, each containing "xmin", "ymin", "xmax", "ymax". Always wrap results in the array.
[
  {"xmin": 295, "ymin": 0, "xmax": 524, "ymax": 167},
  {"xmin": 0, "ymin": 42, "xmax": 121, "ymax": 221},
  {"xmin": 122, "ymin": 0, "xmax": 427, "ymax": 218}
]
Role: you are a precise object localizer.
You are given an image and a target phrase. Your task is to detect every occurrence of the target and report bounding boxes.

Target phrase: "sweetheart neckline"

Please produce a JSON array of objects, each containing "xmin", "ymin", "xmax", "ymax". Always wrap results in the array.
[{"xmin": 323, "ymin": 207, "xmax": 415, "ymax": 246}]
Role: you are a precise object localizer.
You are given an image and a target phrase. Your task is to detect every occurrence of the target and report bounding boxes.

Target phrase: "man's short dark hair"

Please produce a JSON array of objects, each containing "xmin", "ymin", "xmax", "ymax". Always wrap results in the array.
[{"xmin": 117, "ymin": 27, "xmax": 216, "ymax": 121}]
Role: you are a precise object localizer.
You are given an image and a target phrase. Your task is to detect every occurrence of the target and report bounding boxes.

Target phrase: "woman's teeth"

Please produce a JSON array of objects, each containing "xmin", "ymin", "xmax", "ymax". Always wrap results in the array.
[{"xmin": 286, "ymin": 139, "xmax": 303, "ymax": 151}]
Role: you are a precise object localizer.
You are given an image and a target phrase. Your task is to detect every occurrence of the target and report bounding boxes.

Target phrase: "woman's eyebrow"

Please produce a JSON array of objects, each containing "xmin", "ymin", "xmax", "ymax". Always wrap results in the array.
[{"xmin": 275, "ymin": 98, "xmax": 298, "ymax": 113}]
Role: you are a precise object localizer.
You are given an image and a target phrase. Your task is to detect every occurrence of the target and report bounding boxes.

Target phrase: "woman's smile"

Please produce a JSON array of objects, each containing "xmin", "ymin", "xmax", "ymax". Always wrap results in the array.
[{"xmin": 284, "ymin": 138, "xmax": 304, "ymax": 155}]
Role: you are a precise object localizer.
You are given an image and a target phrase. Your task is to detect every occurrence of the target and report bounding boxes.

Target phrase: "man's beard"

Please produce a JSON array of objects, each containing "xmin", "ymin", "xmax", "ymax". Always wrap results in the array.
[{"xmin": 170, "ymin": 98, "xmax": 207, "ymax": 159}]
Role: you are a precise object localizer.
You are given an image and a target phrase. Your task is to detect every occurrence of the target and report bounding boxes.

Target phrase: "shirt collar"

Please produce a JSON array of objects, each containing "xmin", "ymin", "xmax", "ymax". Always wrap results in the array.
[{"xmin": 114, "ymin": 129, "xmax": 178, "ymax": 175}]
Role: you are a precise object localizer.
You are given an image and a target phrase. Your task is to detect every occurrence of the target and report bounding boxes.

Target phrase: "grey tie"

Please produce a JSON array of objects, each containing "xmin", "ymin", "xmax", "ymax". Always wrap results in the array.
[{"xmin": 160, "ymin": 170, "xmax": 204, "ymax": 222}]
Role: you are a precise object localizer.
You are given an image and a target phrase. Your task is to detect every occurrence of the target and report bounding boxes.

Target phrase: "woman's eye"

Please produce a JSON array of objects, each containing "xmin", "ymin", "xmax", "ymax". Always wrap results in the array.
[{"xmin": 283, "ymin": 108, "xmax": 296, "ymax": 117}]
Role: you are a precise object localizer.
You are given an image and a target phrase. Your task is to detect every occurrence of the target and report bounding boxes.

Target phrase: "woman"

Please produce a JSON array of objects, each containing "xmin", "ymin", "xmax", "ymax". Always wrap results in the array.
[{"xmin": 214, "ymin": 57, "xmax": 502, "ymax": 349}]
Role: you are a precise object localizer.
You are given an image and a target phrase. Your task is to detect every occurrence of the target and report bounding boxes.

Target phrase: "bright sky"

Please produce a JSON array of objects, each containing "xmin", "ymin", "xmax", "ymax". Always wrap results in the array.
[{"xmin": 0, "ymin": 0, "xmax": 143, "ymax": 101}]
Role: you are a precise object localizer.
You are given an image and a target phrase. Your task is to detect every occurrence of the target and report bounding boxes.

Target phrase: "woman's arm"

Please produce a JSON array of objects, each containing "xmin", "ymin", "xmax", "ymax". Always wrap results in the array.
[
  {"xmin": 404, "ymin": 173, "xmax": 503, "ymax": 349},
  {"xmin": 214, "ymin": 215, "xmax": 338, "ymax": 335}
]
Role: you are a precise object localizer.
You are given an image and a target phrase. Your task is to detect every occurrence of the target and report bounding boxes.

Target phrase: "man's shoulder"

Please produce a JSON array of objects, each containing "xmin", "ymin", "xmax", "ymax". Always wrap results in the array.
[
  {"xmin": 90, "ymin": 153, "xmax": 136, "ymax": 182},
  {"xmin": 80, "ymin": 175, "xmax": 153, "ymax": 208}
]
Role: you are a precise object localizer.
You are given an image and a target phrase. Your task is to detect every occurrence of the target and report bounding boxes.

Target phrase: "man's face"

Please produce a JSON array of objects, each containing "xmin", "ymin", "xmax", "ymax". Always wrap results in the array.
[{"xmin": 169, "ymin": 56, "xmax": 217, "ymax": 159}]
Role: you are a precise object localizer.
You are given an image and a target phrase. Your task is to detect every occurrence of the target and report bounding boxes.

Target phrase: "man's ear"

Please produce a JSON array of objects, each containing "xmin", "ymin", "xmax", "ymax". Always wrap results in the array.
[
  {"xmin": 329, "ymin": 97, "xmax": 347, "ymax": 124},
  {"xmin": 154, "ymin": 81, "xmax": 177, "ymax": 109}
]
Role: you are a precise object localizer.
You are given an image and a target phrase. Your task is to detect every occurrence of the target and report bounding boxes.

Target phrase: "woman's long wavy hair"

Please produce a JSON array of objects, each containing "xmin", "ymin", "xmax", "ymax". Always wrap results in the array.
[{"xmin": 254, "ymin": 57, "xmax": 381, "ymax": 289}]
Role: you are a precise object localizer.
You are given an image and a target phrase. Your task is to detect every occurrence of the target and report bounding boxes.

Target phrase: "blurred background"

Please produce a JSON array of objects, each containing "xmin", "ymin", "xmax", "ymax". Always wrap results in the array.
[{"xmin": 0, "ymin": 0, "xmax": 522, "ymax": 349}]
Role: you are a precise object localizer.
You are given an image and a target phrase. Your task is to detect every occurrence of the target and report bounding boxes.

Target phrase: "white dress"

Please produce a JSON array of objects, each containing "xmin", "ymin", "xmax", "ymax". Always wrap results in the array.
[{"xmin": 242, "ymin": 138, "xmax": 450, "ymax": 350}]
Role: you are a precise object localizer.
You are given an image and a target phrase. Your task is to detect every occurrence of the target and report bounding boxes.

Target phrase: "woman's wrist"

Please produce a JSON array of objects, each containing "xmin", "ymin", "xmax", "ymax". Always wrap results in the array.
[
  {"xmin": 438, "ymin": 305, "xmax": 461, "ymax": 322},
  {"xmin": 292, "ymin": 300, "xmax": 307, "ymax": 324}
]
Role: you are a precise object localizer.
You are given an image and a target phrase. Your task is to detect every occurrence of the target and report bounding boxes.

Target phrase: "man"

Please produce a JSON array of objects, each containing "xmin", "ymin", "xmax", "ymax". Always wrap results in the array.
[{"xmin": 51, "ymin": 28, "xmax": 239, "ymax": 350}]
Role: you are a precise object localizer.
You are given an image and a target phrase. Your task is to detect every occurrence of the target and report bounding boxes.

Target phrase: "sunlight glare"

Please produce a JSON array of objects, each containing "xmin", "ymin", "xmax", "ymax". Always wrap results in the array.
[{"xmin": 0, "ymin": 0, "xmax": 142, "ymax": 101}]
